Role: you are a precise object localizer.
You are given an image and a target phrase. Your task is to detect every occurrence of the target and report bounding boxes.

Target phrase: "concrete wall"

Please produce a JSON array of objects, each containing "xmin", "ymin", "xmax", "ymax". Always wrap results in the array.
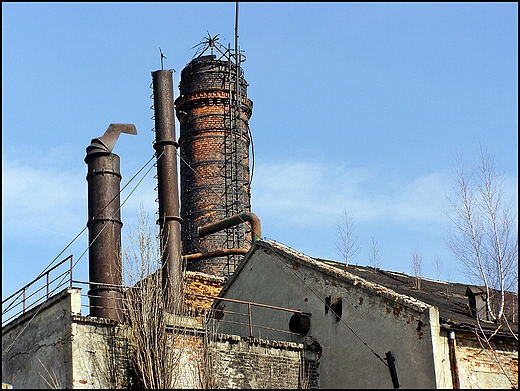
[
  {"xmin": 216, "ymin": 243, "xmax": 440, "ymax": 388},
  {"xmin": 2, "ymin": 288, "xmax": 81, "ymax": 388}
]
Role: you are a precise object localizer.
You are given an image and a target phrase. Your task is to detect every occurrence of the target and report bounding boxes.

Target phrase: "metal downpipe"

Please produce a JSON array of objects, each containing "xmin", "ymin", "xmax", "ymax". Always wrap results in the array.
[
  {"xmin": 183, "ymin": 248, "xmax": 249, "ymax": 262},
  {"xmin": 448, "ymin": 330, "xmax": 460, "ymax": 389}
]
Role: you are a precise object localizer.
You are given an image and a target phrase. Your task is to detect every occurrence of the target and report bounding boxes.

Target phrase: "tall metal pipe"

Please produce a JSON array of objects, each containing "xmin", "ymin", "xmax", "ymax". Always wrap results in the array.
[
  {"xmin": 85, "ymin": 124, "xmax": 137, "ymax": 320},
  {"xmin": 152, "ymin": 69, "xmax": 183, "ymax": 312}
]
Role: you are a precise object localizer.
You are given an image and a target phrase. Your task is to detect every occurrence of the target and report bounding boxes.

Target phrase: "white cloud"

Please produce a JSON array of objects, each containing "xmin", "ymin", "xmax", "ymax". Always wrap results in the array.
[
  {"xmin": 2, "ymin": 159, "xmax": 87, "ymax": 240},
  {"xmin": 251, "ymin": 159, "xmax": 453, "ymax": 231}
]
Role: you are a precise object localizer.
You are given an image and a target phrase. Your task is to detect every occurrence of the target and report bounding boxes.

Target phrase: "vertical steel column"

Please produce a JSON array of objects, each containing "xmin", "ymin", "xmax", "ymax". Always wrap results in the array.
[
  {"xmin": 85, "ymin": 150, "xmax": 123, "ymax": 320},
  {"xmin": 152, "ymin": 70, "xmax": 183, "ymax": 313}
]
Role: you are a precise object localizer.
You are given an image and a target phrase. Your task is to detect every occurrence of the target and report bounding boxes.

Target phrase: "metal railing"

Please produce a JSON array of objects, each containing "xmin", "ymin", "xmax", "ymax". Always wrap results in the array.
[
  {"xmin": 2, "ymin": 255, "xmax": 74, "ymax": 327},
  {"xmin": 201, "ymin": 294, "xmax": 311, "ymax": 338},
  {"xmin": 3, "ymin": 260, "xmax": 308, "ymax": 340}
]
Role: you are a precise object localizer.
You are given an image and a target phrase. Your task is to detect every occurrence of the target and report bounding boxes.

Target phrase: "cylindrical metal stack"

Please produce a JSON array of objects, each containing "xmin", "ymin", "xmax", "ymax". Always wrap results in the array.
[
  {"xmin": 85, "ymin": 148, "xmax": 123, "ymax": 321},
  {"xmin": 175, "ymin": 54, "xmax": 253, "ymax": 276},
  {"xmin": 151, "ymin": 69, "xmax": 183, "ymax": 312}
]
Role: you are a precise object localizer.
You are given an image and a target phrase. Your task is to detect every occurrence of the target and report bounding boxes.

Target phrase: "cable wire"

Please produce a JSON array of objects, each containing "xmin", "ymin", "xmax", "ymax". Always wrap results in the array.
[{"xmin": 2, "ymin": 152, "xmax": 159, "ymax": 357}]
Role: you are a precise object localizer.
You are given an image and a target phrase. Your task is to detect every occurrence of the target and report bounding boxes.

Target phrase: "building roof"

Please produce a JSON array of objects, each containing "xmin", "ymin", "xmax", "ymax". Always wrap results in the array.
[{"xmin": 233, "ymin": 240, "xmax": 518, "ymax": 337}]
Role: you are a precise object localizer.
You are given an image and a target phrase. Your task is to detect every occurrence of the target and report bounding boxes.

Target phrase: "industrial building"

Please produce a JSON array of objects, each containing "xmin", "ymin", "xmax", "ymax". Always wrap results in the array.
[{"xmin": 2, "ymin": 32, "xmax": 518, "ymax": 389}]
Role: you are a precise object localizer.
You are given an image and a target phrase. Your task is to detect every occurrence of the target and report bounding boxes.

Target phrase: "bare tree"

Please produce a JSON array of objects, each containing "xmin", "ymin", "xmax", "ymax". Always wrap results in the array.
[
  {"xmin": 446, "ymin": 147, "xmax": 518, "ymax": 324},
  {"xmin": 122, "ymin": 204, "xmax": 210, "ymax": 388},
  {"xmin": 432, "ymin": 254, "xmax": 444, "ymax": 281},
  {"xmin": 410, "ymin": 246, "xmax": 423, "ymax": 290},
  {"xmin": 368, "ymin": 236, "xmax": 382, "ymax": 270},
  {"xmin": 335, "ymin": 207, "xmax": 361, "ymax": 266}
]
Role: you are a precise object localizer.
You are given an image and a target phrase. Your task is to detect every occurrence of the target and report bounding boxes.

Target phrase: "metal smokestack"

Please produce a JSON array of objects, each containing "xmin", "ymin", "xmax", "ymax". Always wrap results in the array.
[
  {"xmin": 151, "ymin": 69, "xmax": 183, "ymax": 312},
  {"xmin": 85, "ymin": 124, "xmax": 137, "ymax": 320}
]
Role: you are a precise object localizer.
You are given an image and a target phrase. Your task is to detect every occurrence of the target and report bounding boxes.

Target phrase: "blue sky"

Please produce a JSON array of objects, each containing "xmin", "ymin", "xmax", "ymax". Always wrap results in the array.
[{"xmin": 2, "ymin": 2, "xmax": 518, "ymax": 301}]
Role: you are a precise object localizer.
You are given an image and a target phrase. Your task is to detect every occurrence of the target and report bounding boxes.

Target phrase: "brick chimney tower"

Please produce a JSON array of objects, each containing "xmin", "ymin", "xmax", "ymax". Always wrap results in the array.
[{"xmin": 175, "ymin": 52, "xmax": 253, "ymax": 277}]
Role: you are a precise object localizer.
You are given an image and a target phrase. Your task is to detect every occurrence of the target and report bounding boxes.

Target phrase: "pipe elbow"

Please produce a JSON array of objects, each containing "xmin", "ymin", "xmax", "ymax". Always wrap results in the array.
[
  {"xmin": 239, "ymin": 212, "xmax": 261, "ymax": 242},
  {"xmin": 197, "ymin": 212, "xmax": 262, "ymax": 242}
]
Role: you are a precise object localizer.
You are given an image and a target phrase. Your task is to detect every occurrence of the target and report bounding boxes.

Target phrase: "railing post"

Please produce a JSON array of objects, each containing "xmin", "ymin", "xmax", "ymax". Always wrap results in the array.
[
  {"xmin": 69, "ymin": 255, "xmax": 73, "ymax": 288},
  {"xmin": 46, "ymin": 272, "xmax": 50, "ymax": 300},
  {"xmin": 248, "ymin": 302, "xmax": 253, "ymax": 337},
  {"xmin": 23, "ymin": 288, "xmax": 27, "ymax": 314}
]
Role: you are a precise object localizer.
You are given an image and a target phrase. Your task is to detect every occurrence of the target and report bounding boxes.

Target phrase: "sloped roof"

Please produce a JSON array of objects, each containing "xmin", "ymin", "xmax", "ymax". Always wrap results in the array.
[
  {"xmin": 317, "ymin": 259, "xmax": 517, "ymax": 335},
  {"xmin": 228, "ymin": 240, "xmax": 517, "ymax": 337}
]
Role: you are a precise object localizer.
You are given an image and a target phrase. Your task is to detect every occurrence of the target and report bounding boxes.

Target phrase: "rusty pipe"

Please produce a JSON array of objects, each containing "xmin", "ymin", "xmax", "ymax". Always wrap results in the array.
[
  {"xmin": 85, "ymin": 149, "xmax": 123, "ymax": 321},
  {"xmin": 152, "ymin": 69, "xmax": 183, "ymax": 313},
  {"xmin": 183, "ymin": 248, "xmax": 249, "ymax": 262},
  {"xmin": 448, "ymin": 330, "xmax": 460, "ymax": 389},
  {"xmin": 198, "ymin": 212, "xmax": 261, "ymax": 243}
]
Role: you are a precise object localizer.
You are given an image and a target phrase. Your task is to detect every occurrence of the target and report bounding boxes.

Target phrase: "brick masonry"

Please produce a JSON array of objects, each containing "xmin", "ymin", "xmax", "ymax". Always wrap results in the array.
[
  {"xmin": 207, "ymin": 334, "xmax": 319, "ymax": 389},
  {"xmin": 175, "ymin": 56, "xmax": 253, "ymax": 277},
  {"xmin": 183, "ymin": 271, "xmax": 225, "ymax": 317},
  {"xmin": 455, "ymin": 331, "xmax": 518, "ymax": 389}
]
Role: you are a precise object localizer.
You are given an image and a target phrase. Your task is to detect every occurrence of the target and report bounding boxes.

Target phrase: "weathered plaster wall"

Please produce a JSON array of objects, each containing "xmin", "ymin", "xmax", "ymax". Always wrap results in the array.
[
  {"xmin": 217, "ymin": 244, "xmax": 439, "ymax": 388},
  {"xmin": 71, "ymin": 316, "xmax": 133, "ymax": 389},
  {"xmin": 428, "ymin": 321, "xmax": 453, "ymax": 388},
  {"xmin": 455, "ymin": 331, "xmax": 518, "ymax": 389},
  {"xmin": 2, "ymin": 288, "xmax": 81, "ymax": 388}
]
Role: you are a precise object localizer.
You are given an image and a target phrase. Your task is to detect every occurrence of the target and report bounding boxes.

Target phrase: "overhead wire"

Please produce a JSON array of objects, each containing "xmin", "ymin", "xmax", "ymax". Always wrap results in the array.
[
  {"xmin": 3, "ymin": 154, "xmax": 157, "ymax": 315},
  {"xmin": 2, "ymin": 152, "xmax": 159, "ymax": 357},
  {"xmin": 177, "ymin": 147, "xmax": 388, "ymax": 367}
]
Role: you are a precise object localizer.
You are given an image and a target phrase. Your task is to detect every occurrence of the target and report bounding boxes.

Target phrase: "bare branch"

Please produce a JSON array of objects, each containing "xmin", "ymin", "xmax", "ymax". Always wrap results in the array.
[
  {"xmin": 445, "ymin": 147, "xmax": 518, "ymax": 326},
  {"xmin": 335, "ymin": 207, "xmax": 361, "ymax": 266},
  {"xmin": 368, "ymin": 236, "xmax": 382, "ymax": 270},
  {"xmin": 122, "ymin": 204, "xmax": 209, "ymax": 388},
  {"xmin": 410, "ymin": 246, "xmax": 423, "ymax": 290},
  {"xmin": 432, "ymin": 254, "xmax": 444, "ymax": 281}
]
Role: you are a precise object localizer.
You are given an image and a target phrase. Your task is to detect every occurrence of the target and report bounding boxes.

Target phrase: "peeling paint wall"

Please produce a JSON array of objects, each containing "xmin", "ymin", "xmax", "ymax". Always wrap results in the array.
[
  {"xmin": 216, "ymin": 246, "xmax": 440, "ymax": 388},
  {"xmin": 71, "ymin": 316, "xmax": 133, "ymax": 389}
]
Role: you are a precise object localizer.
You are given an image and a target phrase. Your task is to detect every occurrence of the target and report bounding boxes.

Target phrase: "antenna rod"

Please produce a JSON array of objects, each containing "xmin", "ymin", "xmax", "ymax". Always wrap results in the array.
[
  {"xmin": 235, "ymin": 1, "xmax": 240, "ymax": 113},
  {"xmin": 235, "ymin": 2, "xmax": 239, "ymax": 54},
  {"xmin": 159, "ymin": 47, "xmax": 166, "ymax": 70}
]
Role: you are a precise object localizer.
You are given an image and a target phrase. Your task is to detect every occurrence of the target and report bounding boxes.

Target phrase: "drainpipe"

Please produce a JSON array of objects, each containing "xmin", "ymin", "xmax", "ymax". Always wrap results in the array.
[
  {"xmin": 448, "ymin": 329, "xmax": 460, "ymax": 389},
  {"xmin": 198, "ymin": 212, "xmax": 262, "ymax": 243},
  {"xmin": 85, "ymin": 124, "xmax": 137, "ymax": 321}
]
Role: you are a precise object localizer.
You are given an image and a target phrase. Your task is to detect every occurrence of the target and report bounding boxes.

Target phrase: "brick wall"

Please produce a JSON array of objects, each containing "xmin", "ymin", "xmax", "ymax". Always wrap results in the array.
[
  {"xmin": 183, "ymin": 271, "xmax": 225, "ymax": 317},
  {"xmin": 455, "ymin": 331, "xmax": 518, "ymax": 389},
  {"xmin": 207, "ymin": 334, "xmax": 319, "ymax": 389}
]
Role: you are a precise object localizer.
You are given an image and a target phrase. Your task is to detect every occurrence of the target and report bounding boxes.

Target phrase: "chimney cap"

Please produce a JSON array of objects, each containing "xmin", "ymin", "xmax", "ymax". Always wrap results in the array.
[{"xmin": 86, "ymin": 123, "xmax": 137, "ymax": 159}]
